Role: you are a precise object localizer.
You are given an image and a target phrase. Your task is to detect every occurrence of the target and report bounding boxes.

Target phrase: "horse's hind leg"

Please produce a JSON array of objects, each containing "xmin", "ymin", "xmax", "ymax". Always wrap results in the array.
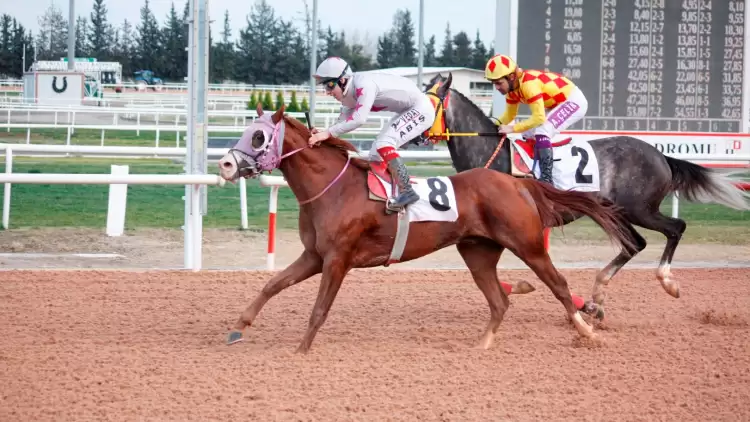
[
  {"xmin": 456, "ymin": 239, "xmax": 509, "ymax": 350},
  {"xmin": 586, "ymin": 221, "xmax": 647, "ymax": 319},
  {"xmin": 512, "ymin": 240, "xmax": 597, "ymax": 339},
  {"xmin": 630, "ymin": 210, "xmax": 687, "ymax": 298},
  {"xmin": 227, "ymin": 250, "xmax": 323, "ymax": 345}
]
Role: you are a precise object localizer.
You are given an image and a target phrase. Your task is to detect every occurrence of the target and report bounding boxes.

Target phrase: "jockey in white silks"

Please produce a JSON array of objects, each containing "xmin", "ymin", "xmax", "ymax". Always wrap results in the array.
[{"xmin": 308, "ymin": 56, "xmax": 435, "ymax": 212}]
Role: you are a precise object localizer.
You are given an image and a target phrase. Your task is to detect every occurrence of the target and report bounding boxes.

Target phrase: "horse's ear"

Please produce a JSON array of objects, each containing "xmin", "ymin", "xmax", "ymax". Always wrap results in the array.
[
  {"xmin": 256, "ymin": 102, "xmax": 263, "ymax": 117},
  {"xmin": 437, "ymin": 72, "xmax": 453, "ymax": 97},
  {"xmin": 272, "ymin": 104, "xmax": 285, "ymax": 124}
]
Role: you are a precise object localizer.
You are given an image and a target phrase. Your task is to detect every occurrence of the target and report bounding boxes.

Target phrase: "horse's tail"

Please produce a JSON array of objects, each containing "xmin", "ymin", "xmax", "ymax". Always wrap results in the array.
[
  {"xmin": 519, "ymin": 179, "xmax": 638, "ymax": 253},
  {"xmin": 664, "ymin": 155, "xmax": 750, "ymax": 211}
]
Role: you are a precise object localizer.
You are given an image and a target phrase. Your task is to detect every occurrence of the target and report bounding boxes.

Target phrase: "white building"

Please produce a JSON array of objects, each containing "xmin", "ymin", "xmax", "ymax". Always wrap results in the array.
[{"xmin": 358, "ymin": 66, "xmax": 493, "ymax": 98}]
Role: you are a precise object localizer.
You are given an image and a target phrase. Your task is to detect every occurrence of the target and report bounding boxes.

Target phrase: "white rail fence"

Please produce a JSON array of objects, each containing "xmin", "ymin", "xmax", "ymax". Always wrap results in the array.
[
  {"xmin": 0, "ymin": 91, "xmax": 400, "ymax": 112},
  {"xmin": 1, "ymin": 142, "xmax": 749, "ymax": 270},
  {"xmin": 0, "ymin": 144, "xmax": 450, "ymax": 232},
  {"xmin": 0, "ymin": 78, "xmax": 497, "ymax": 99},
  {"xmin": 0, "ymin": 106, "xmax": 394, "ymax": 147}
]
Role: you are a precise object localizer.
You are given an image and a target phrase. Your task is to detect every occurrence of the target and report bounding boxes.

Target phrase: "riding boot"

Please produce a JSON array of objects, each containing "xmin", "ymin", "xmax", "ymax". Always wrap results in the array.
[
  {"xmin": 386, "ymin": 156, "xmax": 420, "ymax": 212},
  {"xmin": 535, "ymin": 134, "xmax": 554, "ymax": 185},
  {"xmin": 536, "ymin": 147, "xmax": 554, "ymax": 184}
]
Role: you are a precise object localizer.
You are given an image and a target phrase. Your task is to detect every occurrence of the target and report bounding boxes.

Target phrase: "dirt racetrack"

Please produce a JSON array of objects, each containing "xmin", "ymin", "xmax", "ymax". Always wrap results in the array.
[{"xmin": 1, "ymin": 268, "xmax": 749, "ymax": 421}]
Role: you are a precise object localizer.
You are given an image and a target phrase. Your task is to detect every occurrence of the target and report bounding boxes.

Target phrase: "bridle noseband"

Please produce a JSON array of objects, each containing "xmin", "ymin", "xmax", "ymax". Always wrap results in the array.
[{"xmin": 228, "ymin": 115, "xmax": 351, "ymax": 206}]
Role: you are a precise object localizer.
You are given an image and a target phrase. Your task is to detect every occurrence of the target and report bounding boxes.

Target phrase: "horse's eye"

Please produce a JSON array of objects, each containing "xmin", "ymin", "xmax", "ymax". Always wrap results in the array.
[{"xmin": 251, "ymin": 131, "xmax": 265, "ymax": 149}]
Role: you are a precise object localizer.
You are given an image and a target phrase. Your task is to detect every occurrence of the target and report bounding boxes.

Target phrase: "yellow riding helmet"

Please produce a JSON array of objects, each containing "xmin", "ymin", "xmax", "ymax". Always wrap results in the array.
[{"xmin": 485, "ymin": 54, "xmax": 517, "ymax": 80}]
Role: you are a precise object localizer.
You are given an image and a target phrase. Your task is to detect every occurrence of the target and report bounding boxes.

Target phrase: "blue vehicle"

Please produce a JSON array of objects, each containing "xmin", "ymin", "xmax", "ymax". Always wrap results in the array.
[{"xmin": 133, "ymin": 70, "xmax": 163, "ymax": 91}]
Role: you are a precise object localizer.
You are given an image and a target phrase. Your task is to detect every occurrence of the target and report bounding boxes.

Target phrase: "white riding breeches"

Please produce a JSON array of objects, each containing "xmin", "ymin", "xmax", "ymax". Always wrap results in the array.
[
  {"xmin": 521, "ymin": 86, "xmax": 588, "ymax": 140},
  {"xmin": 368, "ymin": 94, "xmax": 436, "ymax": 161}
]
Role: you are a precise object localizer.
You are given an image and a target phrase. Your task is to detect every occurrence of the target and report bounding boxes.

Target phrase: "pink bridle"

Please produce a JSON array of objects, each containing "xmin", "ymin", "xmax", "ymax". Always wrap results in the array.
[{"xmin": 230, "ymin": 116, "xmax": 351, "ymax": 205}]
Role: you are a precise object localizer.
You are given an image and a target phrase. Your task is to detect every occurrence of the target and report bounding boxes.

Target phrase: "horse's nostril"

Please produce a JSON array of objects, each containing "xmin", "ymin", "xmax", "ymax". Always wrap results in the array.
[{"xmin": 221, "ymin": 161, "xmax": 233, "ymax": 169}]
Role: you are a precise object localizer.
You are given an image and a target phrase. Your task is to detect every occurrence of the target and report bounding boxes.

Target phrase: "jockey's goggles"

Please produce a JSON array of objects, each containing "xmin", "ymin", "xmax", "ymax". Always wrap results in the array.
[
  {"xmin": 318, "ymin": 64, "xmax": 351, "ymax": 92},
  {"xmin": 320, "ymin": 79, "xmax": 339, "ymax": 92}
]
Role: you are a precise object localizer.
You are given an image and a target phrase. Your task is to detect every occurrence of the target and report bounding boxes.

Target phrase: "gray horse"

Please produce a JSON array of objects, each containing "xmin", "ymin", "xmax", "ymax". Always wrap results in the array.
[{"xmin": 421, "ymin": 73, "xmax": 750, "ymax": 318}]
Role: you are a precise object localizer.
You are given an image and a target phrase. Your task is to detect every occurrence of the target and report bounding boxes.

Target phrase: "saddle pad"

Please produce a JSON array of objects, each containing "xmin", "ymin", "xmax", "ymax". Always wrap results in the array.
[
  {"xmin": 513, "ymin": 139, "xmax": 601, "ymax": 192},
  {"xmin": 380, "ymin": 176, "xmax": 459, "ymax": 222}
]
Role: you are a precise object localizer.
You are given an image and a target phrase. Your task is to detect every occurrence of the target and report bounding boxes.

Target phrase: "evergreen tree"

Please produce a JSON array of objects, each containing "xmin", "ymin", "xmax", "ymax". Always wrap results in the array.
[
  {"xmin": 75, "ymin": 17, "xmax": 90, "ymax": 57},
  {"xmin": 423, "ymin": 35, "xmax": 438, "ymax": 66},
  {"xmin": 438, "ymin": 23, "xmax": 454, "ymax": 66},
  {"xmin": 236, "ymin": 0, "xmax": 276, "ymax": 84},
  {"xmin": 376, "ymin": 33, "xmax": 395, "ymax": 68},
  {"xmin": 273, "ymin": 19, "xmax": 307, "ymax": 84},
  {"xmin": 161, "ymin": 2, "xmax": 186, "ymax": 81},
  {"xmin": 3, "ymin": 19, "xmax": 33, "ymax": 77},
  {"xmin": 211, "ymin": 10, "xmax": 235, "ymax": 83},
  {"xmin": 112, "ymin": 20, "xmax": 135, "ymax": 76},
  {"xmin": 262, "ymin": 91, "xmax": 274, "ymax": 110},
  {"xmin": 0, "ymin": 15, "xmax": 13, "ymax": 76},
  {"xmin": 347, "ymin": 42, "xmax": 373, "ymax": 71},
  {"xmin": 391, "ymin": 9, "xmax": 416, "ymax": 66},
  {"xmin": 135, "ymin": 0, "xmax": 163, "ymax": 74},
  {"xmin": 471, "ymin": 30, "xmax": 488, "ymax": 70},
  {"xmin": 453, "ymin": 31, "xmax": 472, "ymax": 67},
  {"xmin": 89, "ymin": 0, "xmax": 112, "ymax": 60},
  {"xmin": 287, "ymin": 91, "xmax": 300, "ymax": 112},
  {"xmin": 247, "ymin": 91, "xmax": 259, "ymax": 110},
  {"xmin": 287, "ymin": 32, "xmax": 310, "ymax": 81},
  {"xmin": 36, "ymin": 3, "xmax": 68, "ymax": 60},
  {"xmin": 275, "ymin": 91, "xmax": 285, "ymax": 110}
]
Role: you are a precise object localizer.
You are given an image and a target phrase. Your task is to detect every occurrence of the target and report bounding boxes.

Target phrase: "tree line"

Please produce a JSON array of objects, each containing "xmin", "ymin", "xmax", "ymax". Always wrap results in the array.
[{"xmin": 0, "ymin": 0, "xmax": 496, "ymax": 84}]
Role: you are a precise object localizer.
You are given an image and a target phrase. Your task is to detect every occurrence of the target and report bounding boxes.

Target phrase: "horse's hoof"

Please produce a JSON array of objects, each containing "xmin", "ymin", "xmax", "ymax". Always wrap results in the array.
[
  {"xmin": 583, "ymin": 301, "xmax": 606, "ymax": 320},
  {"xmin": 226, "ymin": 330, "xmax": 244, "ymax": 345},
  {"xmin": 594, "ymin": 307, "xmax": 605, "ymax": 321},
  {"xmin": 512, "ymin": 280, "xmax": 536, "ymax": 295},
  {"xmin": 657, "ymin": 267, "xmax": 680, "ymax": 298}
]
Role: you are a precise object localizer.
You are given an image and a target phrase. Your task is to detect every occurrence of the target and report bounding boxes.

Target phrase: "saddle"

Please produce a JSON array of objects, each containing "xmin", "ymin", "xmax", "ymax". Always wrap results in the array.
[{"xmin": 511, "ymin": 136, "xmax": 572, "ymax": 177}]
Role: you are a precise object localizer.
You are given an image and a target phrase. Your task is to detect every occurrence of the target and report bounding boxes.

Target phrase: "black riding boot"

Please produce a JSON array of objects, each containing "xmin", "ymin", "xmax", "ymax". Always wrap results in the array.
[
  {"xmin": 386, "ymin": 157, "xmax": 420, "ymax": 212},
  {"xmin": 536, "ymin": 146, "xmax": 554, "ymax": 185}
]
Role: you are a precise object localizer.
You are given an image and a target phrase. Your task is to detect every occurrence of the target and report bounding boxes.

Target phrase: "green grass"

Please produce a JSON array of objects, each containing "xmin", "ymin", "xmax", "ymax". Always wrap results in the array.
[
  {"xmin": 0, "ymin": 126, "xmax": 376, "ymax": 147},
  {"xmin": 0, "ymin": 157, "xmax": 747, "ymax": 244},
  {"xmin": 0, "ymin": 157, "xmax": 455, "ymax": 231},
  {"xmin": 0, "ymin": 128, "xmax": 179, "ymax": 146}
]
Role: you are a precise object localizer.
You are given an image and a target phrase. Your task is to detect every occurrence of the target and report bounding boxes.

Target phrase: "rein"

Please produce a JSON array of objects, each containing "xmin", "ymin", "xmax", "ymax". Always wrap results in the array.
[
  {"xmin": 483, "ymin": 135, "xmax": 506, "ymax": 169},
  {"xmin": 292, "ymin": 111, "xmax": 352, "ymax": 205},
  {"xmin": 427, "ymin": 87, "xmax": 507, "ymax": 169}
]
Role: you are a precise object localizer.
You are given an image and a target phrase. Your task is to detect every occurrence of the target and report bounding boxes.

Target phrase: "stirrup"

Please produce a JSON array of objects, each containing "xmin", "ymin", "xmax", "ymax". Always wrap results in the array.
[{"xmin": 386, "ymin": 190, "xmax": 418, "ymax": 214}]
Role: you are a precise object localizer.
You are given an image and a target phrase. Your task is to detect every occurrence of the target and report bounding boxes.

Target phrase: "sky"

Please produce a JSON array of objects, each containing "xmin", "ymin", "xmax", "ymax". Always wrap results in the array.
[{"xmin": 7, "ymin": 0, "xmax": 499, "ymax": 52}]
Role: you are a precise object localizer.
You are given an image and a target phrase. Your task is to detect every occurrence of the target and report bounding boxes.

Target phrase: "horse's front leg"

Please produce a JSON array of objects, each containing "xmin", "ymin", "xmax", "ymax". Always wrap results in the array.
[
  {"xmin": 296, "ymin": 253, "xmax": 351, "ymax": 353},
  {"xmin": 227, "ymin": 250, "xmax": 322, "ymax": 345}
]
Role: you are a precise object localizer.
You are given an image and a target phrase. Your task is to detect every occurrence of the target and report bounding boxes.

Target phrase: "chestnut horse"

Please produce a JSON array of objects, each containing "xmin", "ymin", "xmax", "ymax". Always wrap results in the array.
[{"xmin": 217, "ymin": 104, "xmax": 637, "ymax": 353}]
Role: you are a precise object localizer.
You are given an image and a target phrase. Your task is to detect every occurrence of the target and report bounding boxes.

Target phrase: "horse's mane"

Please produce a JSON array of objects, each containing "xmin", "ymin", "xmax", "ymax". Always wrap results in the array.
[
  {"xmin": 448, "ymin": 87, "xmax": 498, "ymax": 127},
  {"xmin": 283, "ymin": 115, "xmax": 371, "ymax": 171}
]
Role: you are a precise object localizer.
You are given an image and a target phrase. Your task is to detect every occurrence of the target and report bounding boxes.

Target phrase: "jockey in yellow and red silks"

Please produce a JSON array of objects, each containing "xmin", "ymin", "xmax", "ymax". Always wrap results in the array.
[{"xmin": 485, "ymin": 54, "xmax": 589, "ymax": 184}]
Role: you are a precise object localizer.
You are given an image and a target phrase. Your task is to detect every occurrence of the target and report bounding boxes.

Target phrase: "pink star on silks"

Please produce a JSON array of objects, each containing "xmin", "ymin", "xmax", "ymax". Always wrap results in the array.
[
  {"xmin": 354, "ymin": 103, "xmax": 363, "ymax": 112},
  {"xmin": 355, "ymin": 87, "xmax": 363, "ymax": 98},
  {"xmin": 346, "ymin": 113, "xmax": 354, "ymax": 122}
]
